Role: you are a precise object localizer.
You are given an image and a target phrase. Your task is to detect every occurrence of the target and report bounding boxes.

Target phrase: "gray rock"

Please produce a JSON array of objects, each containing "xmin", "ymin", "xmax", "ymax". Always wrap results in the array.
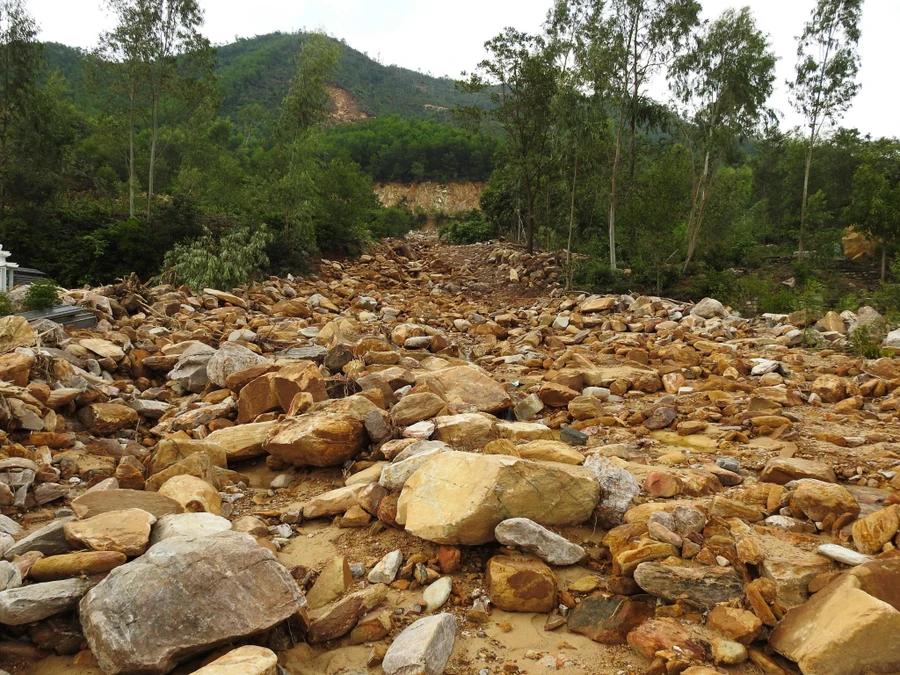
[
  {"xmin": 634, "ymin": 562, "xmax": 744, "ymax": 609},
  {"xmin": 380, "ymin": 445, "xmax": 448, "ymax": 491},
  {"xmin": 0, "ymin": 534, "xmax": 13, "ymax": 559},
  {"xmin": 149, "ymin": 512, "xmax": 233, "ymax": 547},
  {"xmin": 206, "ymin": 343, "xmax": 267, "ymax": 388},
  {"xmin": 561, "ymin": 426, "xmax": 588, "ymax": 446},
  {"xmin": 0, "ymin": 577, "xmax": 99, "ymax": 625},
  {"xmin": 80, "ymin": 531, "xmax": 305, "ymax": 675},
  {"xmin": 584, "ymin": 456, "xmax": 642, "ymax": 528},
  {"xmin": 0, "ymin": 515, "xmax": 22, "ymax": 537},
  {"xmin": 817, "ymin": 544, "xmax": 875, "ymax": 567},
  {"xmin": 514, "ymin": 393, "xmax": 544, "ymax": 421},
  {"xmin": 128, "ymin": 399, "xmax": 173, "ymax": 419},
  {"xmin": 0, "ymin": 561, "xmax": 21, "ymax": 591},
  {"xmin": 368, "ymin": 549, "xmax": 403, "ymax": 584},
  {"xmin": 716, "ymin": 457, "xmax": 741, "ymax": 473},
  {"xmin": 168, "ymin": 343, "xmax": 216, "ymax": 393},
  {"xmin": 382, "ymin": 613, "xmax": 457, "ymax": 675},
  {"xmin": 673, "ymin": 505, "xmax": 707, "ymax": 536},
  {"xmin": 884, "ymin": 328, "xmax": 900, "ymax": 349},
  {"xmin": 494, "ymin": 518, "xmax": 585, "ymax": 565},
  {"xmin": 3, "ymin": 516, "xmax": 74, "ymax": 560},
  {"xmin": 648, "ymin": 511, "xmax": 676, "ymax": 531},
  {"xmin": 423, "ymin": 577, "xmax": 452, "ymax": 613}
]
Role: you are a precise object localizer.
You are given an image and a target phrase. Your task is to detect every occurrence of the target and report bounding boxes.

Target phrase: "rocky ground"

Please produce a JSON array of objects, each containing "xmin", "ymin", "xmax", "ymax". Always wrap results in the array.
[{"xmin": 0, "ymin": 233, "xmax": 899, "ymax": 675}]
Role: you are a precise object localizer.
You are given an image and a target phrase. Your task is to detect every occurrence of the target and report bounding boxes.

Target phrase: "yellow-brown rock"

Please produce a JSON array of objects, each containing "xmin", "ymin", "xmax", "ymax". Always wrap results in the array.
[
  {"xmin": 486, "ymin": 555, "xmax": 557, "ymax": 613},
  {"xmin": 64, "ymin": 508, "xmax": 157, "ymax": 557},
  {"xmin": 264, "ymin": 412, "xmax": 368, "ymax": 467},
  {"xmin": 158, "ymin": 475, "xmax": 222, "ymax": 515},
  {"xmin": 397, "ymin": 452, "xmax": 599, "ymax": 545},
  {"xmin": 852, "ymin": 505, "xmax": 900, "ymax": 555},
  {"xmin": 77, "ymin": 403, "xmax": 139, "ymax": 435},
  {"xmin": 29, "ymin": 551, "xmax": 127, "ymax": 581}
]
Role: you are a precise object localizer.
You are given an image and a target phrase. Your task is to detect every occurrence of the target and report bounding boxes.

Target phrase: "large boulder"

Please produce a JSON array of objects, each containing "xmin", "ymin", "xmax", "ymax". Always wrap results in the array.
[
  {"xmin": 691, "ymin": 297, "xmax": 727, "ymax": 319},
  {"xmin": 397, "ymin": 452, "xmax": 600, "ymax": 545},
  {"xmin": 168, "ymin": 343, "xmax": 216, "ymax": 393},
  {"xmin": 205, "ymin": 421, "xmax": 277, "ymax": 461},
  {"xmin": 79, "ymin": 531, "xmax": 304, "ymax": 675},
  {"xmin": 426, "ymin": 366, "xmax": 512, "ymax": 413},
  {"xmin": 770, "ymin": 558, "xmax": 900, "ymax": 675},
  {"xmin": 206, "ymin": 343, "xmax": 267, "ymax": 388},
  {"xmin": 0, "ymin": 316, "xmax": 35, "ymax": 354},
  {"xmin": 264, "ymin": 412, "xmax": 369, "ymax": 467}
]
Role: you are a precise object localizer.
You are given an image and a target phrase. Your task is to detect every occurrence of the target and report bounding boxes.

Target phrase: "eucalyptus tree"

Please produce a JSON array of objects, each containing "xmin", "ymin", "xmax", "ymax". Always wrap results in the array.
[
  {"xmin": 845, "ymin": 144, "xmax": 900, "ymax": 281},
  {"xmin": 460, "ymin": 28, "xmax": 559, "ymax": 253},
  {"xmin": 279, "ymin": 32, "xmax": 341, "ymax": 167},
  {"xmin": 0, "ymin": 0, "xmax": 42, "ymax": 215},
  {"xmin": 97, "ymin": 0, "xmax": 215, "ymax": 218},
  {"xmin": 790, "ymin": 0, "xmax": 863, "ymax": 255},
  {"xmin": 272, "ymin": 32, "xmax": 341, "ymax": 243},
  {"xmin": 670, "ymin": 7, "xmax": 776, "ymax": 272},
  {"xmin": 581, "ymin": 0, "xmax": 700, "ymax": 269}
]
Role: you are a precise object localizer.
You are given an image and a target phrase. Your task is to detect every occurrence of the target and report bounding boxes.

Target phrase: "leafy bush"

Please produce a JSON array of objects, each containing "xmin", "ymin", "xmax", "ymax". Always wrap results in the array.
[
  {"xmin": 0, "ymin": 292, "xmax": 11, "ymax": 317},
  {"xmin": 439, "ymin": 210, "xmax": 496, "ymax": 244},
  {"xmin": 758, "ymin": 287, "xmax": 795, "ymax": 314},
  {"xmin": 848, "ymin": 324, "xmax": 889, "ymax": 360},
  {"xmin": 163, "ymin": 226, "xmax": 274, "ymax": 291},
  {"xmin": 794, "ymin": 279, "xmax": 826, "ymax": 318},
  {"xmin": 23, "ymin": 278, "xmax": 59, "ymax": 311},
  {"xmin": 790, "ymin": 259, "xmax": 813, "ymax": 286},
  {"xmin": 368, "ymin": 206, "xmax": 417, "ymax": 240}
]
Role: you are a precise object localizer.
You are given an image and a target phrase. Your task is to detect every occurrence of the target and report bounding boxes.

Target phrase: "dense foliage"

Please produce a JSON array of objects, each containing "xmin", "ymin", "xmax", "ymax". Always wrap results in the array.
[
  {"xmin": 320, "ymin": 116, "xmax": 497, "ymax": 183},
  {"xmin": 2, "ymin": 8, "xmax": 498, "ymax": 288}
]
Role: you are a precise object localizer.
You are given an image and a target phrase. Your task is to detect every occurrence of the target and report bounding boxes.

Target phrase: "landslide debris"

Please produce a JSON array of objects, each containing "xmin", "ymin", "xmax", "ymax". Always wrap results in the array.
[{"xmin": 0, "ymin": 232, "xmax": 899, "ymax": 675}]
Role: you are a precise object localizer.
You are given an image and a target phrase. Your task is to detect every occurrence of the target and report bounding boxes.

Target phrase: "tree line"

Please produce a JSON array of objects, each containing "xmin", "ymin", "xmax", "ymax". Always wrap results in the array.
[
  {"xmin": 0, "ymin": 0, "xmax": 490, "ymax": 290},
  {"xmin": 460, "ymin": 0, "xmax": 898, "ymax": 294}
]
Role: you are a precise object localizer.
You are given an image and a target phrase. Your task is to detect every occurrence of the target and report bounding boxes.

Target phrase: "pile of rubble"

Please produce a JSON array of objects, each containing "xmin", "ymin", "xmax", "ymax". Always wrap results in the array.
[{"xmin": 0, "ymin": 234, "xmax": 899, "ymax": 675}]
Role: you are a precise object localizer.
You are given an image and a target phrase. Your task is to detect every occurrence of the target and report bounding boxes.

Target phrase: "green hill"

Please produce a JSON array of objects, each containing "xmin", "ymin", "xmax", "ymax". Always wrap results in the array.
[{"xmin": 44, "ymin": 31, "xmax": 489, "ymax": 121}]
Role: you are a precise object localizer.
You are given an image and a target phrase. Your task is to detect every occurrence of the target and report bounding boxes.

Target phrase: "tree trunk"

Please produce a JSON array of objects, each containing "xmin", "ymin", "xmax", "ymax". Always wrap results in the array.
[
  {"xmin": 683, "ymin": 150, "xmax": 712, "ymax": 273},
  {"xmin": 609, "ymin": 121, "xmax": 623, "ymax": 270},
  {"xmin": 566, "ymin": 143, "xmax": 579, "ymax": 289},
  {"xmin": 523, "ymin": 170, "xmax": 535, "ymax": 254},
  {"xmin": 147, "ymin": 94, "xmax": 159, "ymax": 220},
  {"xmin": 799, "ymin": 139, "xmax": 814, "ymax": 257},
  {"xmin": 128, "ymin": 91, "xmax": 135, "ymax": 219},
  {"xmin": 881, "ymin": 244, "xmax": 887, "ymax": 283}
]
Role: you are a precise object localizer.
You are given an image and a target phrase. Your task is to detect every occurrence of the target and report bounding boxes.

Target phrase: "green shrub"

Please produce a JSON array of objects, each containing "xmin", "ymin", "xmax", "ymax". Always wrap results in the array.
[
  {"xmin": 23, "ymin": 278, "xmax": 60, "ymax": 312},
  {"xmin": 836, "ymin": 293, "xmax": 862, "ymax": 313},
  {"xmin": 0, "ymin": 292, "xmax": 11, "ymax": 317},
  {"xmin": 368, "ymin": 207, "xmax": 417, "ymax": 240},
  {"xmin": 791, "ymin": 259, "xmax": 813, "ymax": 286},
  {"xmin": 163, "ymin": 226, "xmax": 274, "ymax": 291},
  {"xmin": 439, "ymin": 210, "xmax": 496, "ymax": 244},
  {"xmin": 758, "ymin": 287, "xmax": 794, "ymax": 314},
  {"xmin": 848, "ymin": 324, "xmax": 889, "ymax": 360},
  {"xmin": 794, "ymin": 279, "xmax": 825, "ymax": 318}
]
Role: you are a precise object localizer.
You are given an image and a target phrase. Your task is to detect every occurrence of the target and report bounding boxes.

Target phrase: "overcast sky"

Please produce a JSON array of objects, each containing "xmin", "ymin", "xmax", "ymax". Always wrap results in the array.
[{"xmin": 29, "ymin": 0, "xmax": 899, "ymax": 139}]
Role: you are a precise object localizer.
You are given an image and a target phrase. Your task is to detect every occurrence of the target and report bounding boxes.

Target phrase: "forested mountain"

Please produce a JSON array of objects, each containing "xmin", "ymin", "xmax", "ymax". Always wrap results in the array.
[{"xmin": 44, "ymin": 32, "xmax": 489, "ymax": 121}]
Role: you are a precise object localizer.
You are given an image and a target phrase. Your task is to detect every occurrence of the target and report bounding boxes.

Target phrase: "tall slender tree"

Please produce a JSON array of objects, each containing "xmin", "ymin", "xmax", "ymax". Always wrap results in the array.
[
  {"xmin": 0, "ymin": 0, "xmax": 42, "ymax": 216},
  {"xmin": 460, "ymin": 28, "xmax": 558, "ymax": 253},
  {"xmin": 845, "ymin": 145, "xmax": 900, "ymax": 281},
  {"xmin": 582, "ymin": 0, "xmax": 700, "ymax": 269},
  {"xmin": 671, "ymin": 7, "xmax": 776, "ymax": 272},
  {"xmin": 790, "ymin": 0, "xmax": 863, "ymax": 256},
  {"xmin": 97, "ymin": 0, "xmax": 214, "ymax": 219}
]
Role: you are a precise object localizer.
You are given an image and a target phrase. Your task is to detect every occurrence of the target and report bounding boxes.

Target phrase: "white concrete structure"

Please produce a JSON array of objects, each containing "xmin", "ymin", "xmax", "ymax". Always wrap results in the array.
[{"xmin": 0, "ymin": 245, "xmax": 18, "ymax": 292}]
